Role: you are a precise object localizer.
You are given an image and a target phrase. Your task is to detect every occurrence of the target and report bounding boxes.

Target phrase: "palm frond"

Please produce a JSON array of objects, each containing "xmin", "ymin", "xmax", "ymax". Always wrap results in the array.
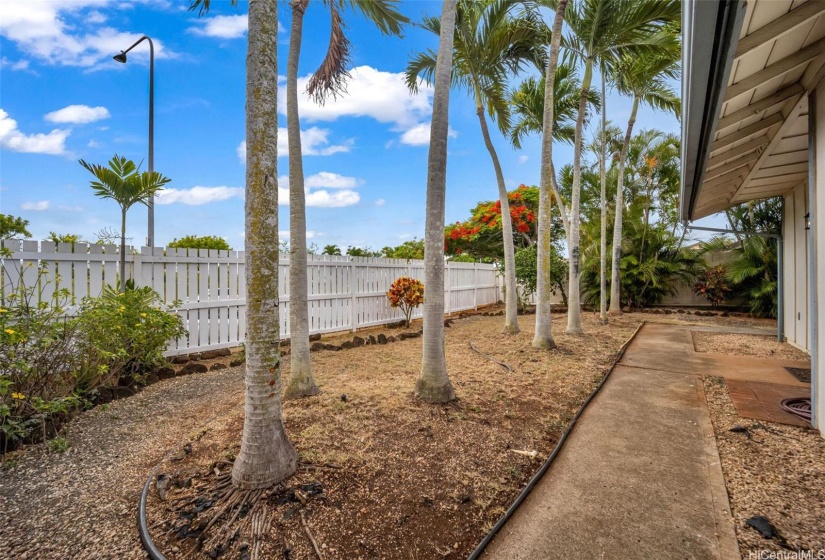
[{"xmin": 307, "ymin": 1, "xmax": 352, "ymax": 104}]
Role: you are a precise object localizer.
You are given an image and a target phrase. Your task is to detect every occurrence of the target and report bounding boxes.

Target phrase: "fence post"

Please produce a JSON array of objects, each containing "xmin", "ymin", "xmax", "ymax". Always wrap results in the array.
[
  {"xmin": 445, "ymin": 262, "xmax": 451, "ymax": 314},
  {"xmin": 473, "ymin": 262, "xmax": 478, "ymax": 310},
  {"xmin": 132, "ymin": 246, "xmax": 142, "ymax": 288},
  {"xmin": 350, "ymin": 257, "xmax": 358, "ymax": 332}
]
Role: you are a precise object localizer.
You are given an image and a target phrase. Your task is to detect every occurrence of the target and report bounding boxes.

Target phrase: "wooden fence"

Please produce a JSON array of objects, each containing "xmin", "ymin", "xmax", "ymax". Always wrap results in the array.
[{"xmin": 1, "ymin": 240, "xmax": 502, "ymax": 356}]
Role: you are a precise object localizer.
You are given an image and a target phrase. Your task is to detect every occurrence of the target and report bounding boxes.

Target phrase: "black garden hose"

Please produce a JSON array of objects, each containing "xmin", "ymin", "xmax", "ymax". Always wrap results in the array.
[
  {"xmin": 466, "ymin": 321, "xmax": 646, "ymax": 560},
  {"xmin": 138, "ymin": 468, "xmax": 167, "ymax": 560}
]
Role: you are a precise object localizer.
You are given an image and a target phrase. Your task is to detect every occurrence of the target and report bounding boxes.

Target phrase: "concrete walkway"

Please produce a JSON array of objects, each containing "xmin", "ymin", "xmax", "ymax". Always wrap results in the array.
[{"xmin": 484, "ymin": 323, "xmax": 749, "ymax": 560}]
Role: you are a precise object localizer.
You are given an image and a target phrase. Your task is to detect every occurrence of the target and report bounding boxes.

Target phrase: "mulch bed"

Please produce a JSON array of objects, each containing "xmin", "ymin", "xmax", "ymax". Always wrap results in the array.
[
  {"xmin": 693, "ymin": 332, "xmax": 810, "ymax": 361},
  {"xmin": 703, "ymin": 376, "xmax": 825, "ymax": 556},
  {"xmin": 145, "ymin": 309, "xmax": 641, "ymax": 560}
]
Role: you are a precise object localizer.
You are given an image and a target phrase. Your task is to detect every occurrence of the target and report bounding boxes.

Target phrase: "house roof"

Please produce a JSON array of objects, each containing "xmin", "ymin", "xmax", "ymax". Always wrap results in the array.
[{"xmin": 681, "ymin": 0, "xmax": 825, "ymax": 221}]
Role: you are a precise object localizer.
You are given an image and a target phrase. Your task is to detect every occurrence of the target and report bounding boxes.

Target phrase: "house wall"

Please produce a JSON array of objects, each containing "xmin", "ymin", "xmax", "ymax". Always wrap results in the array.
[
  {"xmin": 813, "ymin": 85, "xmax": 825, "ymax": 431},
  {"xmin": 783, "ymin": 182, "xmax": 810, "ymax": 353}
]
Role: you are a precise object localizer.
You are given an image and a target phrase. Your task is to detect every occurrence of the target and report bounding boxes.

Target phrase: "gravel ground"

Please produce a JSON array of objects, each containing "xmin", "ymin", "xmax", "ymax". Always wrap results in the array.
[
  {"xmin": 693, "ymin": 332, "xmax": 810, "ymax": 361},
  {"xmin": 703, "ymin": 376, "xmax": 825, "ymax": 555},
  {"xmin": 0, "ymin": 367, "xmax": 245, "ymax": 559}
]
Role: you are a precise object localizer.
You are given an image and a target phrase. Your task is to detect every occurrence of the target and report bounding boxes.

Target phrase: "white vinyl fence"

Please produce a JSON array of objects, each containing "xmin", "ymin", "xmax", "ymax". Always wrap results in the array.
[{"xmin": 1, "ymin": 240, "xmax": 502, "ymax": 356}]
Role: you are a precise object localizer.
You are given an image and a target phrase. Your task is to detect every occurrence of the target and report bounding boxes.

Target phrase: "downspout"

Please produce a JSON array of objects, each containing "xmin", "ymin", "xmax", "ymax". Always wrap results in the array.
[{"xmin": 684, "ymin": 224, "xmax": 784, "ymax": 342}]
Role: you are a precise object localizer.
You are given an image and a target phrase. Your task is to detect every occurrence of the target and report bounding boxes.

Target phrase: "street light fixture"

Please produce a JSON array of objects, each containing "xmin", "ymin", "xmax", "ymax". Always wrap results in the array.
[{"xmin": 114, "ymin": 35, "xmax": 156, "ymax": 247}]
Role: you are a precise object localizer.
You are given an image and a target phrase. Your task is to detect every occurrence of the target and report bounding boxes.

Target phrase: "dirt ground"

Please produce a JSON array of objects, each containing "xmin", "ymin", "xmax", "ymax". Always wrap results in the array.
[
  {"xmin": 703, "ymin": 376, "xmax": 825, "ymax": 556},
  {"xmin": 146, "ymin": 309, "xmax": 640, "ymax": 560},
  {"xmin": 693, "ymin": 331, "xmax": 810, "ymax": 361}
]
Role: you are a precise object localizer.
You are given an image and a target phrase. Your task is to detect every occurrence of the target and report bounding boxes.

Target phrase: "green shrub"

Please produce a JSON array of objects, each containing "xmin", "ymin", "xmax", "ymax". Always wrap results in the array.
[
  {"xmin": 168, "ymin": 235, "xmax": 231, "ymax": 251},
  {"xmin": 74, "ymin": 285, "xmax": 186, "ymax": 386},
  {"xmin": 0, "ymin": 267, "xmax": 88, "ymax": 452}
]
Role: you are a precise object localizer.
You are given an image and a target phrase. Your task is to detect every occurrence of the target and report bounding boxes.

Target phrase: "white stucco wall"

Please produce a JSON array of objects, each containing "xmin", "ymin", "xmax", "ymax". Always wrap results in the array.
[
  {"xmin": 783, "ymin": 182, "xmax": 810, "ymax": 353},
  {"xmin": 812, "ymin": 85, "xmax": 825, "ymax": 432}
]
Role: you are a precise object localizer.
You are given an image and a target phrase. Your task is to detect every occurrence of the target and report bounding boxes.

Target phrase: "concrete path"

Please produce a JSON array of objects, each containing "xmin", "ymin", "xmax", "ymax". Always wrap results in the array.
[{"xmin": 483, "ymin": 323, "xmax": 743, "ymax": 560}]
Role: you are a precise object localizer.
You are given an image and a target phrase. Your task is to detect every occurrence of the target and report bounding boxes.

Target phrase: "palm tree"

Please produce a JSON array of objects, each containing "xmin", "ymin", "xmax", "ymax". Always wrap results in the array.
[
  {"xmin": 561, "ymin": 0, "xmax": 679, "ymax": 332},
  {"xmin": 285, "ymin": 0, "xmax": 407, "ymax": 400},
  {"xmin": 190, "ymin": 0, "xmax": 298, "ymax": 490},
  {"xmin": 531, "ymin": 0, "xmax": 567, "ymax": 349},
  {"xmin": 79, "ymin": 155, "xmax": 170, "ymax": 292},
  {"xmin": 407, "ymin": 0, "xmax": 546, "ymax": 334},
  {"xmin": 417, "ymin": 0, "xmax": 458, "ymax": 404},
  {"xmin": 608, "ymin": 47, "xmax": 680, "ymax": 314},
  {"xmin": 598, "ymin": 63, "xmax": 608, "ymax": 323}
]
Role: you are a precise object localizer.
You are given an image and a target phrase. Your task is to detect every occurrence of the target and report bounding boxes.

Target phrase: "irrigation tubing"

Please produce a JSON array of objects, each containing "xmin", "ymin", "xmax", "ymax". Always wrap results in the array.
[
  {"xmin": 138, "ymin": 409, "xmax": 232, "ymax": 560},
  {"xmin": 780, "ymin": 397, "xmax": 812, "ymax": 423},
  {"xmin": 466, "ymin": 321, "xmax": 647, "ymax": 560}
]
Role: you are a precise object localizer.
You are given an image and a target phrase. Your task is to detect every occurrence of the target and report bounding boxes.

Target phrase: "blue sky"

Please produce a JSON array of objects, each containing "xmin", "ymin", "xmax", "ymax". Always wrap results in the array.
[{"xmin": 0, "ymin": 0, "xmax": 697, "ymax": 251}]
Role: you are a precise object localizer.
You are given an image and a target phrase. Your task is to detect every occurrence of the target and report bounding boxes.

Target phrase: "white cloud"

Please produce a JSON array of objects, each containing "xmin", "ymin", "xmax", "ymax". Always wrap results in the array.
[
  {"xmin": 283, "ymin": 66, "xmax": 433, "ymax": 130},
  {"xmin": 0, "ymin": 109, "xmax": 69, "ymax": 154},
  {"xmin": 58, "ymin": 204, "xmax": 84, "ymax": 212},
  {"xmin": 0, "ymin": 1, "xmax": 173, "ymax": 68},
  {"xmin": 374, "ymin": 198, "xmax": 386, "ymax": 207},
  {"xmin": 399, "ymin": 122, "xmax": 458, "ymax": 146},
  {"xmin": 237, "ymin": 126, "xmax": 352, "ymax": 163},
  {"xmin": 188, "ymin": 15, "xmax": 248, "ymax": 39},
  {"xmin": 305, "ymin": 172, "xmax": 362, "ymax": 189},
  {"xmin": 45, "ymin": 104, "xmax": 110, "ymax": 124},
  {"xmin": 22, "ymin": 200, "xmax": 50, "ymax": 211},
  {"xmin": 518, "ymin": 155, "xmax": 529, "ymax": 164},
  {"xmin": 399, "ymin": 233, "xmax": 412, "ymax": 240},
  {"xmin": 155, "ymin": 186, "xmax": 244, "ymax": 206},
  {"xmin": 305, "ymin": 189, "xmax": 360, "ymax": 208},
  {"xmin": 88, "ymin": 139, "xmax": 100, "ymax": 148},
  {"xmin": 0, "ymin": 57, "xmax": 30, "ymax": 71}
]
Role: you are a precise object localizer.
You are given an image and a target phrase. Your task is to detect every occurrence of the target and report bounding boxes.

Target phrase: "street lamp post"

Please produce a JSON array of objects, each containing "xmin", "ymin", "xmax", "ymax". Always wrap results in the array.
[{"xmin": 114, "ymin": 35, "xmax": 155, "ymax": 247}]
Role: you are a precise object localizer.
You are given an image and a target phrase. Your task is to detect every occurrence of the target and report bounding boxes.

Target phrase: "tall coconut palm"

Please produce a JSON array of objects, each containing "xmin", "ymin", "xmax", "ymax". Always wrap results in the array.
[
  {"xmin": 284, "ymin": 0, "xmax": 407, "ymax": 400},
  {"xmin": 508, "ymin": 61, "xmax": 599, "ymax": 242},
  {"xmin": 191, "ymin": 0, "xmax": 298, "ymax": 489},
  {"xmin": 598, "ymin": 64, "xmax": 608, "ymax": 323},
  {"xmin": 608, "ymin": 49, "xmax": 680, "ymax": 314},
  {"xmin": 407, "ymin": 0, "xmax": 547, "ymax": 334},
  {"xmin": 79, "ymin": 155, "xmax": 170, "ymax": 292},
  {"xmin": 561, "ymin": 0, "xmax": 679, "ymax": 333},
  {"xmin": 532, "ymin": 0, "xmax": 567, "ymax": 349},
  {"xmin": 417, "ymin": 0, "xmax": 458, "ymax": 404}
]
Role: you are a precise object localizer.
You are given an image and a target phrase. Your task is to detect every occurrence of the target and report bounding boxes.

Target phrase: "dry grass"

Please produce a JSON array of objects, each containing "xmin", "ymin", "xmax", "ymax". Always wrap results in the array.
[
  {"xmin": 703, "ymin": 376, "xmax": 825, "ymax": 555},
  {"xmin": 693, "ymin": 332, "xmax": 810, "ymax": 361},
  {"xmin": 147, "ymin": 309, "xmax": 641, "ymax": 560}
]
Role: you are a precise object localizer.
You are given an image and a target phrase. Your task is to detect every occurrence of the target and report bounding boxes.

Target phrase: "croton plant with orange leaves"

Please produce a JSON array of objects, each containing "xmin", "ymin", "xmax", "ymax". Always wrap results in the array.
[{"xmin": 387, "ymin": 276, "xmax": 424, "ymax": 328}]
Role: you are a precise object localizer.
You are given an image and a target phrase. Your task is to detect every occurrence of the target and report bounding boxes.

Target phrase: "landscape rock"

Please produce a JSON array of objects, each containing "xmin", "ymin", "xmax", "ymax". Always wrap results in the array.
[
  {"xmin": 180, "ymin": 362, "xmax": 208, "ymax": 375},
  {"xmin": 171, "ymin": 356, "xmax": 190, "ymax": 365},
  {"xmin": 199, "ymin": 348, "xmax": 232, "ymax": 360},
  {"xmin": 367, "ymin": 335, "xmax": 377, "ymax": 345},
  {"xmin": 399, "ymin": 332, "xmax": 422, "ymax": 340},
  {"xmin": 310, "ymin": 342, "xmax": 326, "ymax": 352},
  {"xmin": 324, "ymin": 344, "xmax": 343, "ymax": 351},
  {"xmin": 377, "ymin": 334, "xmax": 388, "ymax": 344},
  {"xmin": 229, "ymin": 356, "xmax": 245, "ymax": 367},
  {"xmin": 210, "ymin": 363, "xmax": 228, "ymax": 371},
  {"xmin": 387, "ymin": 336, "xmax": 397, "ymax": 343},
  {"xmin": 309, "ymin": 334, "xmax": 322, "ymax": 342},
  {"xmin": 156, "ymin": 367, "xmax": 176, "ymax": 380},
  {"xmin": 340, "ymin": 341, "xmax": 355, "ymax": 350},
  {"xmin": 143, "ymin": 374, "xmax": 160, "ymax": 386},
  {"xmin": 352, "ymin": 336, "xmax": 365, "ymax": 347}
]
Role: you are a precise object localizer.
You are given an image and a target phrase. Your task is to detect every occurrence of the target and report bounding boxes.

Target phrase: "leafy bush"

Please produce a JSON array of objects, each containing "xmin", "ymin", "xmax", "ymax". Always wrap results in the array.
[
  {"xmin": 514, "ymin": 245, "xmax": 569, "ymax": 308},
  {"xmin": 168, "ymin": 235, "xmax": 231, "ymax": 251},
  {"xmin": 0, "ymin": 267, "xmax": 89, "ymax": 452},
  {"xmin": 0, "ymin": 267, "xmax": 184, "ymax": 453},
  {"xmin": 693, "ymin": 266, "xmax": 731, "ymax": 307},
  {"xmin": 74, "ymin": 285, "xmax": 186, "ymax": 386},
  {"xmin": 387, "ymin": 277, "xmax": 424, "ymax": 327},
  {"xmin": 0, "ymin": 214, "xmax": 31, "ymax": 239}
]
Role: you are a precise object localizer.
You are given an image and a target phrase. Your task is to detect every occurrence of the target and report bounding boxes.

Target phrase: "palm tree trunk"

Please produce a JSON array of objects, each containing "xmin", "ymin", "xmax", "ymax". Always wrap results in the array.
[
  {"xmin": 598, "ymin": 65, "xmax": 608, "ymax": 323},
  {"xmin": 566, "ymin": 58, "xmax": 593, "ymax": 334},
  {"xmin": 475, "ymin": 90, "xmax": 519, "ymax": 333},
  {"xmin": 232, "ymin": 0, "xmax": 298, "ymax": 490},
  {"xmin": 550, "ymin": 164, "xmax": 570, "ymax": 239},
  {"xmin": 416, "ymin": 0, "xmax": 457, "ymax": 404},
  {"xmin": 120, "ymin": 208, "xmax": 127, "ymax": 292},
  {"xmin": 608, "ymin": 95, "xmax": 639, "ymax": 314},
  {"xmin": 284, "ymin": 0, "xmax": 319, "ymax": 400},
  {"xmin": 532, "ymin": 0, "xmax": 567, "ymax": 349}
]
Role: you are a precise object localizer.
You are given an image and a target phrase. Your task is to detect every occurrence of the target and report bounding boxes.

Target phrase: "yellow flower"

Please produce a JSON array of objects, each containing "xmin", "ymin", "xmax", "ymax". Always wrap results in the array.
[
  {"xmin": 140, "ymin": 313, "xmax": 147, "ymax": 318},
  {"xmin": 119, "ymin": 306, "xmax": 126, "ymax": 312},
  {"xmin": 0, "ymin": 308, "xmax": 7, "ymax": 313},
  {"xmin": 11, "ymin": 392, "xmax": 25, "ymax": 400},
  {"xmin": 134, "ymin": 323, "xmax": 141, "ymax": 327},
  {"xmin": 4, "ymin": 328, "xmax": 14, "ymax": 335}
]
